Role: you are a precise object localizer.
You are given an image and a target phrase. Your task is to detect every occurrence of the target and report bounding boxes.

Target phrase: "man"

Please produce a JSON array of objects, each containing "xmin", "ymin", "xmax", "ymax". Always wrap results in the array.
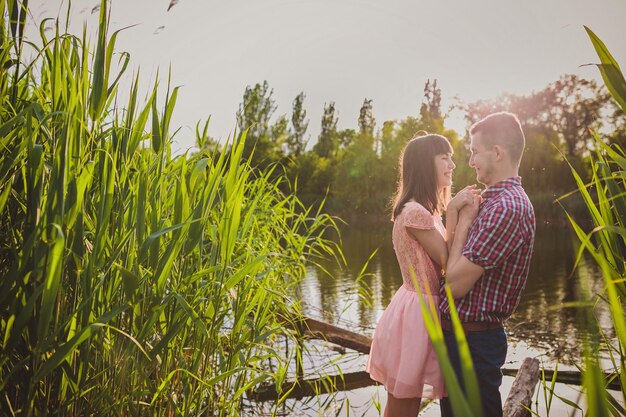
[{"xmin": 440, "ymin": 112, "xmax": 536, "ymax": 417}]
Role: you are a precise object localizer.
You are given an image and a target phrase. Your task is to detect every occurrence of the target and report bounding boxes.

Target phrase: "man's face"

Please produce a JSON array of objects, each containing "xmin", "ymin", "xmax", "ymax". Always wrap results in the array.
[{"xmin": 469, "ymin": 132, "xmax": 496, "ymax": 187}]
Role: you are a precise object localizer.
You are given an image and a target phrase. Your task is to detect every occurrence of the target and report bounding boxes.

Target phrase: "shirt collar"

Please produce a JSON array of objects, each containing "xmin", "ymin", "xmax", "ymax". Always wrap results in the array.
[{"xmin": 481, "ymin": 176, "xmax": 522, "ymax": 200}]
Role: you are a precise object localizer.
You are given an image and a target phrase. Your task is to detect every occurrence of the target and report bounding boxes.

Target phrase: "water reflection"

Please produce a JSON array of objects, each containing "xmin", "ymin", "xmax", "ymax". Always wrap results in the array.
[{"xmin": 298, "ymin": 223, "xmax": 607, "ymax": 364}]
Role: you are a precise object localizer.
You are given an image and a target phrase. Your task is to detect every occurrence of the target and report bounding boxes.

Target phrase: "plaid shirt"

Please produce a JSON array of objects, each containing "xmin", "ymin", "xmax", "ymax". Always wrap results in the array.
[{"xmin": 440, "ymin": 177, "xmax": 535, "ymax": 323}]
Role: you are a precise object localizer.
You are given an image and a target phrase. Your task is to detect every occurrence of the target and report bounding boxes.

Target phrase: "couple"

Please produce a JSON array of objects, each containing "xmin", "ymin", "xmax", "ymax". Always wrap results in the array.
[{"xmin": 366, "ymin": 112, "xmax": 536, "ymax": 417}]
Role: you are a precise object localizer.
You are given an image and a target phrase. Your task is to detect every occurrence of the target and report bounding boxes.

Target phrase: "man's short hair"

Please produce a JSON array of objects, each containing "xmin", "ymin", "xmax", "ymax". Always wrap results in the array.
[{"xmin": 470, "ymin": 112, "xmax": 525, "ymax": 167}]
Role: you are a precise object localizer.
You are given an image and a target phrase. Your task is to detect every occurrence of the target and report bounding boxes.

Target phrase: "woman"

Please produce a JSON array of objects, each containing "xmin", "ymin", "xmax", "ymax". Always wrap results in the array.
[{"xmin": 366, "ymin": 133, "xmax": 479, "ymax": 416}]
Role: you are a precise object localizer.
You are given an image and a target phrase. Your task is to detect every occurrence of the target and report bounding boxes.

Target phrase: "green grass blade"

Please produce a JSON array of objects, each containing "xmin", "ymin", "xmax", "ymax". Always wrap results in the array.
[
  {"xmin": 35, "ymin": 304, "xmax": 128, "ymax": 381},
  {"xmin": 585, "ymin": 26, "xmax": 626, "ymax": 113}
]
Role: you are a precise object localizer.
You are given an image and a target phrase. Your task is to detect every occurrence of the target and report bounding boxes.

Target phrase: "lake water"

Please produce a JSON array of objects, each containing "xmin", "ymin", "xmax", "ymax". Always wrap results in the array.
[{"xmin": 277, "ymin": 222, "xmax": 612, "ymax": 416}]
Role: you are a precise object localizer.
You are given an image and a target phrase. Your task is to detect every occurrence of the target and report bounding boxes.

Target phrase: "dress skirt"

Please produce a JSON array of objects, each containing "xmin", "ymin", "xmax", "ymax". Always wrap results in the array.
[{"xmin": 366, "ymin": 285, "xmax": 446, "ymax": 399}]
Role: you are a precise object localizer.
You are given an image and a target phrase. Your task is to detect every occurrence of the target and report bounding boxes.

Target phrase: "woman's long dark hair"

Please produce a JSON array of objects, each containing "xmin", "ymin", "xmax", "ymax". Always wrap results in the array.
[{"xmin": 392, "ymin": 133, "xmax": 453, "ymax": 220}]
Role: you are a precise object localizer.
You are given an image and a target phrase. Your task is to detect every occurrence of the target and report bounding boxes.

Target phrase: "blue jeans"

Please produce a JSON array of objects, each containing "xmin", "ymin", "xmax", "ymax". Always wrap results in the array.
[{"xmin": 440, "ymin": 327, "xmax": 507, "ymax": 417}]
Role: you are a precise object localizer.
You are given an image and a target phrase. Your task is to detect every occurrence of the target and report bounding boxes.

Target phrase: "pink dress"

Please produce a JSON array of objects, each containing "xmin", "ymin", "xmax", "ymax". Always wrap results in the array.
[{"xmin": 366, "ymin": 201, "xmax": 446, "ymax": 399}]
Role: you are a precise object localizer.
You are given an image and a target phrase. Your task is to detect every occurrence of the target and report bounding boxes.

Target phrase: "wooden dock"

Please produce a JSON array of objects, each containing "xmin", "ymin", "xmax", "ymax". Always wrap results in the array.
[{"xmin": 252, "ymin": 316, "xmax": 620, "ymax": 416}]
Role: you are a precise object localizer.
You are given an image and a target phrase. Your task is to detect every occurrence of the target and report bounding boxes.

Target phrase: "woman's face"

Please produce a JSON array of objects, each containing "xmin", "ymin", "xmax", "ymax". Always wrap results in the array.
[{"xmin": 434, "ymin": 152, "xmax": 455, "ymax": 189}]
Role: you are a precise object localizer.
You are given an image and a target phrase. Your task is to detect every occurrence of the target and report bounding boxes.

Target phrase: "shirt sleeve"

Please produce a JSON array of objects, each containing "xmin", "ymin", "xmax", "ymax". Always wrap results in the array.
[
  {"xmin": 403, "ymin": 203, "xmax": 436, "ymax": 231},
  {"xmin": 463, "ymin": 203, "xmax": 525, "ymax": 270}
]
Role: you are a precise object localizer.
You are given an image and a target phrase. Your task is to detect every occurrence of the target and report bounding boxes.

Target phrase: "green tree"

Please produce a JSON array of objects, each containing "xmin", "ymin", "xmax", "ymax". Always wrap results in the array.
[
  {"xmin": 289, "ymin": 101, "xmax": 341, "ymax": 212},
  {"xmin": 545, "ymin": 74, "xmax": 610, "ymax": 156},
  {"xmin": 358, "ymin": 98, "xmax": 376, "ymax": 137},
  {"xmin": 419, "ymin": 79, "xmax": 444, "ymax": 133},
  {"xmin": 333, "ymin": 98, "xmax": 383, "ymax": 216},
  {"xmin": 286, "ymin": 92, "xmax": 309, "ymax": 156},
  {"xmin": 518, "ymin": 126, "xmax": 570, "ymax": 196},
  {"xmin": 606, "ymin": 96, "xmax": 626, "ymax": 147},
  {"xmin": 286, "ymin": 152, "xmax": 334, "ymax": 209},
  {"xmin": 236, "ymin": 80, "xmax": 284, "ymax": 167},
  {"xmin": 461, "ymin": 74, "xmax": 614, "ymax": 158},
  {"xmin": 314, "ymin": 101, "xmax": 338, "ymax": 158},
  {"xmin": 336, "ymin": 128, "xmax": 357, "ymax": 150},
  {"xmin": 455, "ymin": 76, "xmax": 617, "ymax": 220}
]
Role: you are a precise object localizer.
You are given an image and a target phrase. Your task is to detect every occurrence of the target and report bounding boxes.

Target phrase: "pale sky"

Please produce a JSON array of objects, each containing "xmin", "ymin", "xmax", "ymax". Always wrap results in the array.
[{"xmin": 32, "ymin": 0, "xmax": 626, "ymax": 151}]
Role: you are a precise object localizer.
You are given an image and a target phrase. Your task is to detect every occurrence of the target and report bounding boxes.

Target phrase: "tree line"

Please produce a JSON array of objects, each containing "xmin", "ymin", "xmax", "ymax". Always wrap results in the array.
[{"xmin": 198, "ymin": 76, "xmax": 625, "ymax": 222}]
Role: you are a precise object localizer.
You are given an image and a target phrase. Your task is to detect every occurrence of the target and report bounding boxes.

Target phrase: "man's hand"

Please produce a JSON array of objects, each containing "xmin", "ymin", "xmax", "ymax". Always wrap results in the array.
[
  {"xmin": 458, "ymin": 193, "xmax": 481, "ymax": 226},
  {"xmin": 448, "ymin": 185, "xmax": 481, "ymax": 213}
]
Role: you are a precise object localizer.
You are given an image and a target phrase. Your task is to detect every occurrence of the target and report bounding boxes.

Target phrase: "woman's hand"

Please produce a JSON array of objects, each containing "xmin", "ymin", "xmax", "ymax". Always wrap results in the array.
[{"xmin": 448, "ymin": 185, "xmax": 481, "ymax": 212}]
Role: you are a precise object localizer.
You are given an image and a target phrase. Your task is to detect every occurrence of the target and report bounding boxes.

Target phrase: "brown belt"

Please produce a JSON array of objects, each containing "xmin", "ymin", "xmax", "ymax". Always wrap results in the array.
[{"xmin": 440, "ymin": 318, "xmax": 502, "ymax": 333}]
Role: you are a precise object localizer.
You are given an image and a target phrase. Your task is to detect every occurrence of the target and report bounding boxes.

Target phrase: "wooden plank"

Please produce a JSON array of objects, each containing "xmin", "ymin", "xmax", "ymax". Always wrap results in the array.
[
  {"xmin": 503, "ymin": 357, "xmax": 540, "ymax": 417},
  {"xmin": 250, "ymin": 371, "xmax": 375, "ymax": 402},
  {"xmin": 300, "ymin": 317, "xmax": 372, "ymax": 353},
  {"xmin": 503, "ymin": 367, "xmax": 622, "ymax": 391},
  {"xmin": 299, "ymin": 317, "xmax": 372, "ymax": 354},
  {"xmin": 250, "ymin": 362, "xmax": 621, "ymax": 403}
]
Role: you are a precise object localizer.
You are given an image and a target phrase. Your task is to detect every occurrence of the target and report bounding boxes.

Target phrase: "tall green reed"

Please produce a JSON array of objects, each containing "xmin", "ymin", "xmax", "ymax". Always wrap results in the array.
[
  {"xmin": 416, "ymin": 272, "xmax": 481, "ymax": 417},
  {"xmin": 545, "ymin": 26, "xmax": 626, "ymax": 416},
  {"xmin": 570, "ymin": 27, "xmax": 626, "ymax": 416},
  {"xmin": 0, "ymin": 1, "xmax": 338, "ymax": 416}
]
